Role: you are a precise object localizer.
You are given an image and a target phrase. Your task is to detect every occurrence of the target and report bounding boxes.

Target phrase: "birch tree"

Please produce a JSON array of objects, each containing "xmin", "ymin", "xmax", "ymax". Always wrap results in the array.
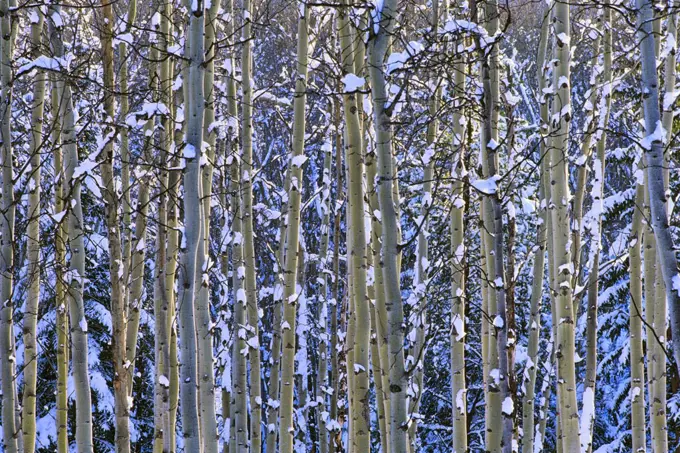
[
  {"xmin": 278, "ymin": 3, "xmax": 313, "ymax": 451},
  {"xmin": 175, "ymin": 0, "xmax": 206, "ymax": 449},
  {"xmin": 241, "ymin": 0, "xmax": 263, "ymax": 447},
  {"xmin": 0, "ymin": 0, "xmax": 17, "ymax": 448},
  {"xmin": 47, "ymin": 5, "xmax": 96, "ymax": 450},
  {"xmin": 638, "ymin": 0, "xmax": 680, "ymax": 378},
  {"xmin": 194, "ymin": 0, "xmax": 221, "ymax": 450},
  {"xmin": 521, "ymin": 11, "xmax": 549, "ymax": 453},
  {"xmin": 22, "ymin": 9, "xmax": 46, "ymax": 453},
  {"xmin": 581, "ymin": 6, "xmax": 612, "ymax": 451},
  {"xmin": 368, "ymin": 0, "xmax": 411, "ymax": 450},
  {"xmin": 548, "ymin": 0, "xmax": 581, "ymax": 450},
  {"xmin": 450, "ymin": 13, "xmax": 468, "ymax": 453},
  {"xmin": 99, "ymin": 1, "xmax": 132, "ymax": 450}
]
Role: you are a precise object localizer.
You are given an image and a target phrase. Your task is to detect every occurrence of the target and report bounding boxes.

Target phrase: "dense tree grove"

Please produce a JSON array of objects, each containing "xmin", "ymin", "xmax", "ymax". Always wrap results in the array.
[{"xmin": 1, "ymin": 0, "xmax": 680, "ymax": 452}]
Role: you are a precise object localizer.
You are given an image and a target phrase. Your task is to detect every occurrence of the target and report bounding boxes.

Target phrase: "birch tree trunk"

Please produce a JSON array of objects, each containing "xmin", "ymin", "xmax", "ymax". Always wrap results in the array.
[
  {"xmin": 49, "ymin": 5, "xmax": 95, "ymax": 449},
  {"xmin": 63, "ymin": 83, "xmax": 94, "ymax": 453},
  {"xmin": 167, "ymin": 40, "xmax": 183, "ymax": 452},
  {"xmin": 521, "ymin": 11, "xmax": 549, "ymax": 452},
  {"xmin": 193, "ymin": 0, "xmax": 222, "ymax": 450},
  {"xmin": 367, "ymin": 0, "xmax": 410, "ymax": 450},
  {"xmin": 476, "ymin": 3, "xmax": 503, "ymax": 451},
  {"xmin": 521, "ymin": 166, "xmax": 547, "ymax": 453},
  {"xmin": 328, "ymin": 93, "xmax": 344, "ymax": 453},
  {"xmin": 408, "ymin": 2, "xmax": 446, "ymax": 446},
  {"xmin": 346, "ymin": 17, "xmax": 372, "ymax": 453},
  {"xmin": 479, "ymin": 1, "xmax": 515, "ymax": 450},
  {"xmin": 581, "ymin": 6, "xmax": 612, "ymax": 452},
  {"xmin": 0, "ymin": 0, "xmax": 17, "ymax": 448},
  {"xmin": 316, "ymin": 137, "xmax": 333, "ymax": 453},
  {"xmin": 450, "ymin": 28, "xmax": 468, "ymax": 453},
  {"xmin": 637, "ymin": 0, "xmax": 680, "ymax": 379},
  {"xmin": 153, "ymin": 143, "xmax": 169, "ymax": 453},
  {"xmin": 343, "ymin": 153, "xmax": 356, "ymax": 451},
  {"xmin": 151, "ymin": 0, "xmax": 174, "ymax": 449},
  {"xmin": 230, "ymin": 151, "xmax": 249, "ymax": 452},
  {"xmin": 571, "ymin": 33, "xmax": 601, "ymax": 288},
  {"xmin": 266, "ymin": 166, "xmax": 291, "ymax": 451},
  {"xmin": 176, "ymin": 0, "xmax": 206, "ymax": 450},
  {"xmin": 121, "ymin": 0, "xmax": 144, "ymax": 400},
  {"xmin": 220, "ymin": 0, "xmax": 247, "ymax": 449},
  {"xmin": 295, "ymin": 246, "xmax": 310, "ymax": 448},
  {"xmin": 368, "ymin": 273, "xmax": 390, "ymax": 453},
  {"xmin": 367, "ymin": 124, "xmax": 392, "ymax": 453},
  {"xmin": 99, "ymin": 1, "xmax": 132, "ymax": 450},
  {"xmin": 629, "ymin": 180, "xmax": 647, "ymax": 453},
  {"xmin": 549, "ymin": 1, "xmax": 581, "ymax": 450},
  {"xmin": 543, "ymin": 150, "xmax": 561, "ymax": 453},
  {"xmin": 278, "ymin": 4, "xmax": 312, "ymax": 451},
  {"xmin": 47, "ymin": 9, "xmax": 78, "ymax": 452},
  {"xmin": 347, "ymin": 13, "xmax": 369, "ymax": 450},
  {"xmin": 240, "ymin": 0, "xmax": 263, "ymax": 447},
  {"xmin": 119, "ymin": 0, "xmax": 138, "ymax": 310},
  {"xmin": 22, "ymin": 9, "xmax": 46, "ymax": 453},
  {"xmin": 50, "ymin": 76, "xmax": 70, "ymax": 453},
  {"xmin": 126, "ymin": 73, "xmax": 153, "ymax": 399}
]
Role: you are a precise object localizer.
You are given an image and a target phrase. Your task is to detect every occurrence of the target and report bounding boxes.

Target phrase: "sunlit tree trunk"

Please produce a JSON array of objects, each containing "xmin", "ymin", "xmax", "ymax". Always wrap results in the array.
[
  {"xmin": 192, "ymin": 1, "xmax": 222, "ymax": 451},
  {"xmin": 49, "ymin": 6, "xmax": 95, "ymax": 450},
  {"xmin": 368, "ymin": 276, "xmax": 390, "ymax": 452},
  {"xmin": 176, "ymin": 0, "xmax": 206, "ymax": 450},
  {"xmin": 334, "ymin": 4, "xmax": 371, "ymax": 452},
  {"xmin": 100, "ymin": 1, "xmax": 132, "ymax": 450},
  {"xmin": 151, "ymin": 0, "xmax": 174, "ymax": 449},
  {"xmin": 477, "ymin": 2, "xmax": 504, "ymax": 451},
  {"xmin": 63, "ymin": 85, "xmax": 94, "ymax": 453},
  {"xmin": 47, "ymin": 9, "xmax": 75, "ymax": 453},
  {"xmin": 50, "ymin": 78, "xmax": 69, "ymax": 453},
  {"xmin": 638, "ymin": 0, "xmax": 680, "ymax": 379},
  {"xmin": 367, "ymin": 0, "xmax": 411, "ymax": 450},
  {"xmin": 153, "ymin": 115, "xmax": 170, "ymax": 453},
  {"xmin": 367, "ymin": 124, "xmax": 392, "ymax": 453},
  {"xmin": 544, "ymin": 153, "xmax": 562, "ymax": 453},
  {"xmin": 536, "ymin": 113, "xmax": 558, "ymax": 451},
  {"xmin": 408, "ymin": 2, "xmax": 446, "ymax": 446},
  {"xmin": 343, "ymin": 157, "xmax": 356, "ymax": 451},
  {"xmin": 227, "ymin": 96, "xmax": 249, "ymax": 453},
  {"xmin": 548, "ymin": 0, "xmax": 580, "ymax": 450},
  {"xmin": 217, "ymin": 1, "xmax": 246, "ymax": 450},
  {"xmin": 126, "ymin": 71, "xmax": 153, "ymax": 400},
  {"xmin": 278, "ymin": 3, "xmax": 313, "ymax": 452},
  {"xmin": 521, "ymin": 11, "xmax": 549, "ymax": 453},
  {"xmin": 230, "ymin": 154, "xmax": 249, "ymax": 452},
  {"xmin": 349, "ymin": 12, "xmax": 369, "ymax": 450},
  {"xmin": 22, "ymin": 9, "xmax": 46, "ymax": 453},
  {"xmin": 266, "ymin": 164, "xmax": 290, "ymax": 450},
  {"xmin": 581, "ymin": 6, "xmax": 612, "ymax": 453},
  {"xmin": 479, "ymin": 220, "xmax": 495, "ymax": 450},
  {"xmin": 571, "ymin": 34, "xmax": 601, "ymax": 288},
  {"xmin": 480, "ymin": 3, "xmax": 513, "ymax": 448},
  {"xmin": 121, "ymin": 0, "xmax": 147, "ymax": 404},
  {"xmin": 0, "ymin": 0, "xmax": 17, "ymax": 448},
  {"xmin": 119, "ymin": 0, "xmax": 138, "ymax": 312},
  {"xmin": 240, "ymin": 0, "xmax": 263, "ymax": 447},
  {"xmin": 167, "ymin": 44, "xmax": 183, "ymax": 453},
  {"xmin": 450, "ymin": 27, "xmax": 468, "ymax": 453},
  {"xmin": 521, "ymin": 168, "xmax": 547, "ymax": 453},
  {"xmin": 630, "ymin": 179, "xmax": 647, "ymax": 453}
]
